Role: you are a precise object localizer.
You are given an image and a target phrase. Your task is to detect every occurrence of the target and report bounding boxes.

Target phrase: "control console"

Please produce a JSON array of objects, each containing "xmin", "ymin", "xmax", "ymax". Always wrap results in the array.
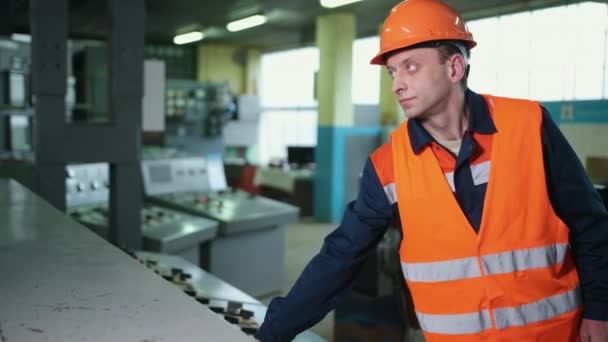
[
  {"xmin": 141, "ymin": 156, "xmax": 299, "ymax": 296},
  {"xmin": 66, "ymin": 163, "xmax": 218, "ymax": 265}
]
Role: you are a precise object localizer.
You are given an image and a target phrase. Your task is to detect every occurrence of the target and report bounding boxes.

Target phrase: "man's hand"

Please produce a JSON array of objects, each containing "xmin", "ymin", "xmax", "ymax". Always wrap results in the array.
[{"xmin": 580, "ymin": 318, "xmax": 608, "ymax": 342}]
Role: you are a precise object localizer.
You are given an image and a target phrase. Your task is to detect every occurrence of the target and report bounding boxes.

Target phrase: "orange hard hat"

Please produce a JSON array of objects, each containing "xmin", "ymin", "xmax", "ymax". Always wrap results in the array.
[{"xmin": 370, "ymin": 0, "xmax": 476, "ymax": 65}]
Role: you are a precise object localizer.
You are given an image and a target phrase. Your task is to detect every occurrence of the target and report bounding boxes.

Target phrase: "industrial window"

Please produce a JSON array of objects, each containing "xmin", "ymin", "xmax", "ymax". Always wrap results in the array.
[
  {"xmin": 257, "ymin": 110, "xmax": 317, "ymax": 165},
  {"xmin": 259, "ymin": 47, "xmax": 318, "ymax": 108},
  {"xmin": 258, "ymin": 47, "xmax": 319, "ymax": 165},
  {"xmin": 467, "ymin": 2, "xmax": 608, "ymax": 101}
]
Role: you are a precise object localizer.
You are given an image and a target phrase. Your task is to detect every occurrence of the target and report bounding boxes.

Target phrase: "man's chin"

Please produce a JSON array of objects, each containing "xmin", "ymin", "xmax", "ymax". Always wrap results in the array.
[{"xmin": 403, "ymin": 109, "xmax": 420, "ymax": 120}]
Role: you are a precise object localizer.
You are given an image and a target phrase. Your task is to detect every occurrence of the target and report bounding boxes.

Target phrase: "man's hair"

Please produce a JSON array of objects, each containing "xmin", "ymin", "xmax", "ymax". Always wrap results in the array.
[{"xmin": 437, "ymin": 41, "xmax": 470, "ymax": 89}]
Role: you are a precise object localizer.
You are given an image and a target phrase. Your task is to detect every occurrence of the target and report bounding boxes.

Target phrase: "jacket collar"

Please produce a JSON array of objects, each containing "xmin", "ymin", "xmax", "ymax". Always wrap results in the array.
[{"xmin": 407, "ymin": 89, "xmax": 497, "ymax": 154}]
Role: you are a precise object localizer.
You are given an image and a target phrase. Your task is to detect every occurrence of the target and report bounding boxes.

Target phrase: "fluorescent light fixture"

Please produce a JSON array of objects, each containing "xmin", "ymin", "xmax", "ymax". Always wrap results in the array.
[
  {"xmin": 226, "ymin": 14, "xmax": 267, "ymax": 32},
  {"xmin": 320, "ymin": 0, "xmax": 363, "ymax": 8},
  {"xmin": 11, "ymin": 33, "xmax": 32, "ymax": 43},
  {"xmin": 173, "ymin": 31, "xmax": 204, "ymax": 45}
]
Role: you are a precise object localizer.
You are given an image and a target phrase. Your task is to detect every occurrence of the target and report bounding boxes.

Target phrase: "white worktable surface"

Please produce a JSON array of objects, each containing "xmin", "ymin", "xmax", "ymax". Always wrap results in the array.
[{"xmin": 0, "ymin": 179, "xmax": 253, "ymax": 342}]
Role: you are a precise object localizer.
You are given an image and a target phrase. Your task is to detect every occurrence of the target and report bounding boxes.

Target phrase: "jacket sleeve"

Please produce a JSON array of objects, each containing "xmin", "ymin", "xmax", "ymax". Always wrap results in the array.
[
  {"xmin": 255, "ymin": 158, "xmax": 395, "ymax": 341},
  {"xmin": 541, "ymin": 108, "xmax": 608, "ymax": 320}
]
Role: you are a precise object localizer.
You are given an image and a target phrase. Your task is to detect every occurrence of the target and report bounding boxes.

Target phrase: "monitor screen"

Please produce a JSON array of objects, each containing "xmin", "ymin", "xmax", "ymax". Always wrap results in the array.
[{"xmin": 287, "ymin": 146, "xmax": 315, "ymax": 166}]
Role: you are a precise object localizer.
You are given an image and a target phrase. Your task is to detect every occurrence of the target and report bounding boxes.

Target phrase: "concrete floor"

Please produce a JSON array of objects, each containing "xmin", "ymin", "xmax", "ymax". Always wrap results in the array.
[{"xmin": 257, "ymin": 219, "xmax": 336, "ymax": 341}]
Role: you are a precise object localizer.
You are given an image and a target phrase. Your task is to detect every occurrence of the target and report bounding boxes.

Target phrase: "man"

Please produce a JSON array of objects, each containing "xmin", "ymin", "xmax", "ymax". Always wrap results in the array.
[{"xmin": 255, "ymin": 0, "xmax": 608, "ymax": 341}]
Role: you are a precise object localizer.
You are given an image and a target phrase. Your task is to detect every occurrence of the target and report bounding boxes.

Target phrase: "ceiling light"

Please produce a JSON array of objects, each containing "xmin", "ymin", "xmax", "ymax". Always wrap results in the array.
[
  {"xmin": 11, "ymin": 33, "xmax": 32, "ymax": 43},
  {"xmin": 226, "ymin": 15, "xmax": 267, "ymax": 32},
  {"xmin": 320, "ymin": 0, "xmax": 363, "ymax": 9},
  {"xmin": 173, "ymin": 31, "xmax": 204, "ymax": 45}
]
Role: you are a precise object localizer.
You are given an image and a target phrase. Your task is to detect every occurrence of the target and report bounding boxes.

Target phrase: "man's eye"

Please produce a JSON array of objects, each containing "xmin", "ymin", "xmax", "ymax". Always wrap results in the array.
[
  {"xmin": 406, "ymin": 64, "xmax": 418, "ymax": 72},
  {"xmin": 388, "ymin": 70, "xmax": 395, "ymax": 79}
]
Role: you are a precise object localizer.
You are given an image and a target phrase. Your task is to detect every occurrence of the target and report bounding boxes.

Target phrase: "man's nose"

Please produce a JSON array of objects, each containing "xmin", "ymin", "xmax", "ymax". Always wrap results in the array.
[{"xmin": 392, "ymin": 72, "xmax": 407, "ymax": 96}]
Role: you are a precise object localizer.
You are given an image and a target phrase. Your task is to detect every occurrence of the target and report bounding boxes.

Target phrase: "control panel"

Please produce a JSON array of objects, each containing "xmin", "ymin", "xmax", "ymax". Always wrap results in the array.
[
  {"xmin": 134, "ymin": 251, "xmax": 326, "ymax": 342},
  {"xmin": 141, "ymin": 156, "xmax": 298, "ymax": 296},
  {"xmin": 66, "ymin": 163, "xmax": 109, "ymax": 208},
  {"xmin": 142, "ymin": 157, "xmax": 211, "ymax": 196},
  {"xmin": 66, "ymin": 163, "xmax": 218, "ymax": 263},
  {"xmin": 69, "ymin": 203, "xmax": 217, "ymax": 256},
  {"xmin": 142, "ymin": 156, "xmax": 299, "ymax": 235},
  {"xmin": 154, "ymin": 188, "xmax": 298, "ymax": 235}
]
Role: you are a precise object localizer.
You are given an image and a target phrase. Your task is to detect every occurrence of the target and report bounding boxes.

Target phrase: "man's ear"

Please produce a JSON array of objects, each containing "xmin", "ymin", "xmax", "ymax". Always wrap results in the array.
[{"xmin": 449, "ymin": 54, "xmax": 466, "ymax": 83}]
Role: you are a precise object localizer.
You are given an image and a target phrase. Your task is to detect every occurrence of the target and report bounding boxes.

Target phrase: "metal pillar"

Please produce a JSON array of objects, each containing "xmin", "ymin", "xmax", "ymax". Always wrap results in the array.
[
  {"xmin": 30, "ymin": 0, "xmax": 68, "ymax": 211},
  {"xmin": 30, "ymin": 0, "xmax": 145, "ymax": 250},
  {"xmin": 106, "ymin": 0, "xmax": 145, "ymax": 249},
  {"xmin": 0, "ymin": 0, "xmax": 13, "ymax": 35}
]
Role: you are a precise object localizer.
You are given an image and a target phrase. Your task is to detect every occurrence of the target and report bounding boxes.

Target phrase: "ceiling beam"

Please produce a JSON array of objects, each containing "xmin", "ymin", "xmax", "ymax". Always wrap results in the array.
[{"xmin": 0, "ymin": 0, "xmax": 14, "ymax": 35}]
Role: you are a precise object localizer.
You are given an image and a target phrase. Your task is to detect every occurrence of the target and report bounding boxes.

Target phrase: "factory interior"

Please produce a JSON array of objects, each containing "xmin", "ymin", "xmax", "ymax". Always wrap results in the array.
[{"xmin": 1, "ymin": 0, "xmax": 608, "ymax": 341}]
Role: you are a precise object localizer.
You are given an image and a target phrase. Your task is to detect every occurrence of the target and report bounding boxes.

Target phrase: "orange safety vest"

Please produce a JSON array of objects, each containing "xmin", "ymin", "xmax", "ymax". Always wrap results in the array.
[{"xmin": 391, "ymin": 95, "xmax": 582, "ymax": 341}]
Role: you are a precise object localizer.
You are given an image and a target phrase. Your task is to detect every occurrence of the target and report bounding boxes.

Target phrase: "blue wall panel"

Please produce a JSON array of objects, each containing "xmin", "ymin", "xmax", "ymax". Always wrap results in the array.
[{"xmin": 315, "ymin": 126, "xmax": 381, "ymax": 223}]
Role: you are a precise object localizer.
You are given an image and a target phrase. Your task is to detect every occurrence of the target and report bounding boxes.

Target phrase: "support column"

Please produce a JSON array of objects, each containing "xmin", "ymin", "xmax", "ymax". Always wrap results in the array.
[
  {"xmin": 30, "ymin": 0, "xmax": 68, "ymax": 211},
  {"xmin": 245, "ymin": 49, "xmax": 261, "ymax": 95},
  {"xmin": 30, "ymin": 0, "xmax": 144, "ymax": 250},
  {"xmin": 107, "ymin": 0, "xmax": 145, "ymax": 249},
  {"xmin": 314, "ymin": 13, "xmax": 356, "ymax": 222},
  {"xmin": 316, "ymin": 13, "xmax": 355, "ymax": 128},
  {"xmin": 244, "ymin": 49, "xmax": 261, "ymax": 163}
]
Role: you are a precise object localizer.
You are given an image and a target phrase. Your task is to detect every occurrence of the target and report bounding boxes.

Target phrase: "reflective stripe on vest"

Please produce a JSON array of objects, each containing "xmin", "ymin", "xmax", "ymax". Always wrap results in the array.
[
  {"xmin": 417, "ymin": 309, "xmax": 493, "ymax": 335},
  {"xmin": 384, "ymin": 161, "xmax": 491, "ymax": 202},
  {"xmin": 444, "ymin": 160, "xmax": 491, "ymax": 192},
  {"xmin": 416, "ymin": 286, "xmax": 580, "ymax": 334},
  {"xmin": 402, "ymin": 243, "xmax": 568, "ymax": 282},
  {"xmin": 383, "ymin": 182, "xmax": 397, "ymax": 205}
]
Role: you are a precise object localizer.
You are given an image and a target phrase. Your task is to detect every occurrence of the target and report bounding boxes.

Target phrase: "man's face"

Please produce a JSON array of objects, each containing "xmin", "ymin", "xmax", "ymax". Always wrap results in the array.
[{"xmin": 386, "ymin": 47, "xmax": 451, "ymax": 120}]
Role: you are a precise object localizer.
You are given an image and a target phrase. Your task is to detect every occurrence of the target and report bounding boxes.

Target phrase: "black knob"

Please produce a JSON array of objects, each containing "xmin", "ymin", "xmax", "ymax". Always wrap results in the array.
[
  {"xmin": 240, "ymin": 309, "xmax": 254, "ymax": 319},
  {"xmin": 196, "ymin": 297, "xmax": 209, "ymax": 305},
  {"xmin": 241, "ymin": 327, "xmax": 258, "ymax": 335},
  {"xmin": 224, "ymin": 315, "xmax": 239, "ymax": 324},
  {"xmin": 183, "ymin": 288, "xmax": 196, "ymax": 297},
  {"xmin": 209, "ymin": 306, "xmax": 224, "ymax": 314}
]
